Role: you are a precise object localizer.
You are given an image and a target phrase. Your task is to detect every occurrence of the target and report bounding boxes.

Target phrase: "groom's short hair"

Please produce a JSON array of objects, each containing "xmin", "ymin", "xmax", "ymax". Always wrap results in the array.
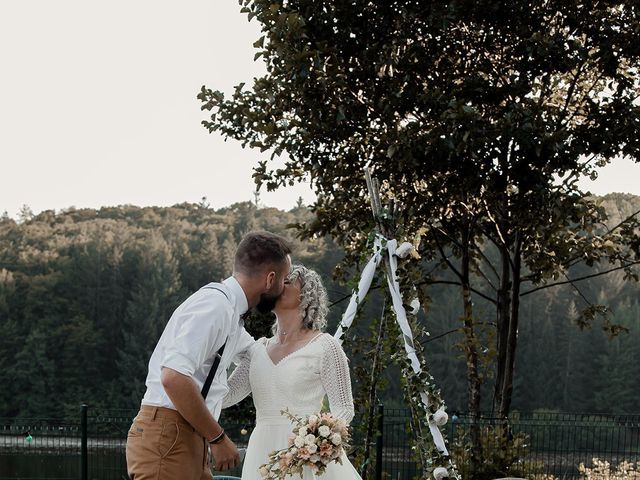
[{"xmin": 234, "ymin": 231, "xmax": 292, "ymax": 275}]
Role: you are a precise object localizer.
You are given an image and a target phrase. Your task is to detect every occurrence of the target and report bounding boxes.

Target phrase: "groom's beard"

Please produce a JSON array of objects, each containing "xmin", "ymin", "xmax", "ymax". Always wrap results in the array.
[{"xmin": 255, "ymin": 293, "xmax": 279, "ymax": 314}]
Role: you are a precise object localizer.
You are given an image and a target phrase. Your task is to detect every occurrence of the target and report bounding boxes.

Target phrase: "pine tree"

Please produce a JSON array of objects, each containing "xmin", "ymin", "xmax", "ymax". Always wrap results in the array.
[{"xmin": 116, "ymin": 234, "xmax": 182, "ymax": 408}]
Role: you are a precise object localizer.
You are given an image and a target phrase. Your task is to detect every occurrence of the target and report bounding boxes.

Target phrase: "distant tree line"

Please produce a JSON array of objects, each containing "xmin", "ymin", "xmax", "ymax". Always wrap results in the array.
[{"xmin": 0, "ymin": 196, "xmax": 638, "ymax": 420}]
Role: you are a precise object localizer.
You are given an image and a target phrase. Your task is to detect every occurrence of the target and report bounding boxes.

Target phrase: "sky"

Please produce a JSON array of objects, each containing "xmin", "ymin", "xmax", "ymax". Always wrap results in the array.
[{"xmin": 1, "ymin": 1, "xmax": 639, "ymax": 219}]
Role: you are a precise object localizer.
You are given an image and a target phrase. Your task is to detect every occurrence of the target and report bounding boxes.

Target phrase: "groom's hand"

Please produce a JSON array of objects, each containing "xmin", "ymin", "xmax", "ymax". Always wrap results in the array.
[{"xmin": 210, "ymin": 435, "xmax": 240, "ymax": 471}]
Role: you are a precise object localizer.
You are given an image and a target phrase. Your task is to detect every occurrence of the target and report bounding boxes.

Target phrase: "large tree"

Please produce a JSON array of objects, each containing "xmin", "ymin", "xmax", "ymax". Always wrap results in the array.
[{"xmin": 200, "ymin": 0, "xmax": 640, "ymax": 476}]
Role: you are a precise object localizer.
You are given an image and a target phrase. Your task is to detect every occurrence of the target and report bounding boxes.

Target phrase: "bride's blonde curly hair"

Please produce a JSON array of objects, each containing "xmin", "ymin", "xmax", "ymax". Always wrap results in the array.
[{"xmin": 274, "ymin": 265, "xmax": 328, "ymax": 333}]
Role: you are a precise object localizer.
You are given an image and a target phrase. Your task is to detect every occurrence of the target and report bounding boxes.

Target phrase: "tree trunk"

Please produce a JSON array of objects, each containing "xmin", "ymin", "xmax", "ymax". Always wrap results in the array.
[
  {"xmin": 493, "ymin": 244, "xmax": 512, "ymax": 417},
  {"xmin": 498, "ymin": 232, "xmax": 522, "ymax": 419},
  {"xmin": 360, "ymin": 300, "xmax": 387, "ymax": 480},
  {"xmin": 461, "ymin": 226, "xmax": 482, "ymax": 476}
]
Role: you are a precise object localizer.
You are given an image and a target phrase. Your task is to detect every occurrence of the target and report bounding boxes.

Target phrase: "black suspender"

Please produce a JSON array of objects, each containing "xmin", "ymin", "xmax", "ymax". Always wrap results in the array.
[{"xmin": 199, "ymin": 285, "xmax": 229, "ymax": 400}]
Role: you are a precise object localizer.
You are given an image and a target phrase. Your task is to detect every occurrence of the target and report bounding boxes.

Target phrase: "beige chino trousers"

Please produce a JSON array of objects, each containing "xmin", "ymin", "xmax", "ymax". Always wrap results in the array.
[{"xmin": 126, "ymin": 405, "xmax": 212, "ymax": 480}]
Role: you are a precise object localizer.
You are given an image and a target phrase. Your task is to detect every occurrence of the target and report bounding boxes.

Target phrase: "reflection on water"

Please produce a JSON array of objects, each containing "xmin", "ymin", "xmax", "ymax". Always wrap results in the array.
[
  {"xmin": 0, "ymin": 452, "xmax": 243, "ymax": 479},
  {"xmin": 0, "ymin": 452, "xmax": 127, "ymax": 480}
]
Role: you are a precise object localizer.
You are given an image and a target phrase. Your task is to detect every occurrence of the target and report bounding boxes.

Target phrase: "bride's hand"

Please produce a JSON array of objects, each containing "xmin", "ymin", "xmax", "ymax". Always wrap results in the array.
[{"xmin": 210, "ymin": 435, "xmax": 241, "ymax": 472}]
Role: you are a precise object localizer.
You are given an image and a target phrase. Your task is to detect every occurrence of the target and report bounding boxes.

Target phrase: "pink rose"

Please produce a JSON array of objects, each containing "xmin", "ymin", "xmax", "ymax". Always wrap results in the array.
[
  {"xmin": 297, "ymin": 447, "xmax": 311, "ymax": 460},
  {"xmin": 319, "ymin": 442, "xmax": 334, "ymax": 457},
  {"xmin": 320, "ymin": 413, "xmax": 333, "ymax": 425},
  {"xmin": 278, "ymin": 455, "xmax": 291, "ymax": 469}
]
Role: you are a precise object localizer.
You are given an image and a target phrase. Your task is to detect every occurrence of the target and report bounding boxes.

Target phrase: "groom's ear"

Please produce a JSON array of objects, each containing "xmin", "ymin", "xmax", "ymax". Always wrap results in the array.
[{"xmin": 265, "ymin": 271, "xmax": 276, "ymax": 290}]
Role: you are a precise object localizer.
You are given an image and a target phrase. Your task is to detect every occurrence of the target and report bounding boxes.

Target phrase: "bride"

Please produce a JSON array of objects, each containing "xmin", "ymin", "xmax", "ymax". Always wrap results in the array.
[{"xmin": 222, "ymin": 265, "xmax": 362, "ymax": 479}]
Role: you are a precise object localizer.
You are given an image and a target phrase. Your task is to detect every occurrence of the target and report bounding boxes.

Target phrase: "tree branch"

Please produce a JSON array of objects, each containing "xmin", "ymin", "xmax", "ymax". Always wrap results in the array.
[
  {"xmin": 605, "ymin": 207, "xmax": 640, "ymax": 236},
  {"xmin": 520, "ymin": 260, "xmax": 640, "ymax": 297},
  {"xmin": 473, "ymin": 265, "xmax": 498, "ymax": 292},
  {"xmin": 471, "ymin": 240, "xmax": 501, "ymax": 281},
  {"xmin": 419, "ymin": 321, "xmax": 497, "ymax": 344},
  {"xmin": 415, "ymin": 280, "xmax": 497, "ymax": 304},
  {"xmin": 430, "ymin": 229, "xmax": 465, "ymax": 283}
]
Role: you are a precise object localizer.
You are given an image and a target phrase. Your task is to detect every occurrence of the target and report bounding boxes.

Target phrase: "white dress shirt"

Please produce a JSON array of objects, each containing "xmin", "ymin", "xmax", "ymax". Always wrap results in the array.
[{"xmin": 141, "ymin": 276, "xmax": 255, "ymax": 420}]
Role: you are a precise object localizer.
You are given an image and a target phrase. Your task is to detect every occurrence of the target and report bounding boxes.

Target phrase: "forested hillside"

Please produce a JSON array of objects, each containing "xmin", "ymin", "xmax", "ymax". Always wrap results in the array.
[{"xmin": 0, "ymin": 194, "xmax": 638, "ymax": 418}]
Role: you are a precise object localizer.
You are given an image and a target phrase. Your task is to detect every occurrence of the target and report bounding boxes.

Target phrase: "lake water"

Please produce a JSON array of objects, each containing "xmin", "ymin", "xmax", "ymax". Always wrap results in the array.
[
  {"xmin": 0, "ymin": 452, "xmax": 243, "ymax": 479},
  {"xmin": 0, "ymin": 451, "xmax": 131, "ymax": 480}
]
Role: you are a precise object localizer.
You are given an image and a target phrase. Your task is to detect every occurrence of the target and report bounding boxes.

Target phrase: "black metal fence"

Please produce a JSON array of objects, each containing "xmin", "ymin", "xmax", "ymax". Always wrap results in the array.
[
  {"xmin": 379, "ymin": 408, "xmax": 640, "ymax": 479},
  {"xmin": 2, "ymin": 406, "xmax": 640, "ymax": 479},
  {"xmin": 0, "ymin": 405, "xmax": 246, "ymax": 480}
]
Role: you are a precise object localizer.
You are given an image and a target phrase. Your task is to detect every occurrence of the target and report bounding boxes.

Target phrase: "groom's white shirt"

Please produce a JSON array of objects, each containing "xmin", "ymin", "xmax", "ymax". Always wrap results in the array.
[{"xmin": 141, "ymin": 276, "xmax": 255, "ymax": 421}]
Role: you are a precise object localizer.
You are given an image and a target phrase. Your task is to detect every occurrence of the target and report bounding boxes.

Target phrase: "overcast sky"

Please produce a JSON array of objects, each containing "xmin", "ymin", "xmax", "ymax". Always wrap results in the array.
[{"xmin": 1, "ymin": 1, "xmax": 639, "ymax": 218}]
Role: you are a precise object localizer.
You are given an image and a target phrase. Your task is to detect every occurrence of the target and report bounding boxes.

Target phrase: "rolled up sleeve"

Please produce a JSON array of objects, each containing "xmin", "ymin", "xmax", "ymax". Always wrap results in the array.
[{"xmin": 161, "ymin": 292, "xmax": 231, "ymax": 377}]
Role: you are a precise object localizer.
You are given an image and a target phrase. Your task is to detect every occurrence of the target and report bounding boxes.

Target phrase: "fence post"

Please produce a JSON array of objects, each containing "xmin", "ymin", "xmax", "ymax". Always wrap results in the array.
[
  {"xmin": 375, "ymin": 403, "xmax": 383, "ymax": 480},
  {"xmin": 81, "ymin": 404, "xmax": 88, "ymax": 480}
]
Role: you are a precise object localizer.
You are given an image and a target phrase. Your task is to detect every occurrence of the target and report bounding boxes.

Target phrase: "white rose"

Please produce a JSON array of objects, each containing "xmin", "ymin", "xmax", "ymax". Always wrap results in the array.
[
  {"xmin": 310, "ymin": 454, "xmax": 321, "ymax": 463},
  {"xmin": 307, "ymin": 443, "xmax": 318, "ymax": 453},
  {"xmin": 294, "ymin": 436, "xmax": 305, "ymax": 448},
  {"xmin": 330, "ymin": 433, "xmax": 342, "ymax": 445},
  {"xmin": 432, "ymin": 408, "xmax": 448, "ymax": 427},
  {"xmin": 308, "ymin": 414, "xmax": 319, "ymax": 424},
  {"xmin": 433, "ymin": 467, "xmax": 449, "ymax": 479},
  {"xmin": 298, "ymin": 426, "xmax": 308, "ymax": 436},
  {"xmin": 305, "ymin": 433, "xmax": 317, "ymax": 445},
  {"xmin": 410, "ymin": 297, "xmax": 420, "ymax": 315},
  {"xmin": 318, "ymin": 425, "xmax": 331, "ymax": 437},
  {"xmin": 396, "ymin": 241, "xmax": 415, "ymax": 258}
]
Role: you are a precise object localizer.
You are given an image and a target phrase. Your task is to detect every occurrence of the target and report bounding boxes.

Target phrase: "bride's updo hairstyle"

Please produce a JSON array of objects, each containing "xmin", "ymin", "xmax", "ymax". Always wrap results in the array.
[{"xmin": 288, "ymin": 265, "xmax": 329, "ymax": 331}]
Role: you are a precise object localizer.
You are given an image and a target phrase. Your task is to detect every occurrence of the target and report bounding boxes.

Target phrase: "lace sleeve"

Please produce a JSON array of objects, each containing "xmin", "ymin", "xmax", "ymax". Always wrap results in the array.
[
  {"xmin": 222, "ymin": 340, "xmax": 258, "ymax": 408},
  {"xmin": 319, "ymin": 334, "xmax": 355, "ymax": 424}
]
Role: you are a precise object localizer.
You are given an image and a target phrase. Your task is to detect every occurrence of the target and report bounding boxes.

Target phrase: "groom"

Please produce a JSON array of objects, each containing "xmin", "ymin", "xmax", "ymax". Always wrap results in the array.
[{"xmin": 126, "ymin": 231, "xmax": 292, "ymax": 480}]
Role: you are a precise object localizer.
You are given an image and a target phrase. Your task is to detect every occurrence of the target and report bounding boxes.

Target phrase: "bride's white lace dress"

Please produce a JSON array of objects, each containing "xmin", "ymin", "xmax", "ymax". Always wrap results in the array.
[{"xmin": 223, "ymin": 332, "xmax": 362, "ymax": 479}]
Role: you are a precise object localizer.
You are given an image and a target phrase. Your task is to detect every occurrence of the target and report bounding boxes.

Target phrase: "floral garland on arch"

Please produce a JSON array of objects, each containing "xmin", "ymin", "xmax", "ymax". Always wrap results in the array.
[{"xmin": 334, "ymin": 234, "xmax": 461, "ymax": 480}]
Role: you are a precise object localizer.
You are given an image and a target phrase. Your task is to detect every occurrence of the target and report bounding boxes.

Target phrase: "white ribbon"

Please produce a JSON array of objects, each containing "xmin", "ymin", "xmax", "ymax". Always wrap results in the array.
[
  {"xmin": 334, "ymin": 235, "xmax": 449, "ymax": 455},
  {"xmin": 334, "ymin": 236, "xmax": 384, "ymax": 343},
  {"xmin": 385, "ymin": 239, "xmax": 421, "ymax": 374},
  {"xmin": 386, "ymin": 240, "xmax": 448, "ymax": 454}
]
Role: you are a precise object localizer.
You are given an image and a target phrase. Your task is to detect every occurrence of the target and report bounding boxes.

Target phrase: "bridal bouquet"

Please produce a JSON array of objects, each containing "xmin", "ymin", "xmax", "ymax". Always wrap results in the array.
[{"xmin": 258, "ymin": 409, "xmax": 351, "ymax": 479}]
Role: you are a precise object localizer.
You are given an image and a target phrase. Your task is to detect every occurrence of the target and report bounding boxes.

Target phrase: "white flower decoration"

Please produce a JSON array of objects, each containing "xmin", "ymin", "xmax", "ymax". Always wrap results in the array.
[
  {"xmin": 294, "ymin": 436, "xmax": 305, "ymax": 448},
  {"xmin": 433, "ymin": 408, "xmax": 448, "ymax": 427},
  {"xmin": 410, "ymin": 297, "xmax": 420, "ymax": 315},
  {"xmin": 330, "ymin": 433, "xmax": 342, "ymax": 445},
  {"xmin": 318, "ymin": 425, "xmax": 331, "ymax": 438},
  {"xmin": 433, "ymin": 466, "xmax": 449, "ymax": 479},
  {"xmin": 304, "ymin": 433, "xmax": 317, "ymax": 445},
  {"xmin": 298, "ymin": 426, "xmax": 308, "ymax": 436},
  {"xmin": 396, "ymin": 242, "xmax": 415, "ymax": 258},
  {"xmin": 307, "ymin": 443, "xmax": 318, "ymax": 453}
]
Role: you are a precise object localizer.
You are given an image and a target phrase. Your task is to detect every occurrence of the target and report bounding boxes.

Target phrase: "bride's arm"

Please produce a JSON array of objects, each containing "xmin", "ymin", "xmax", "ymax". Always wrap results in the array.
[
  {"xmin": 319, "ymin": 335, "xmax": 355, "ymax": 424},
  {"xmin": 222, "ymin": 339, "xmax": 255, "ymax": 408},
  {"xmin": 222, "ymin": 355, "xmax": 251, "ymax": 408}
]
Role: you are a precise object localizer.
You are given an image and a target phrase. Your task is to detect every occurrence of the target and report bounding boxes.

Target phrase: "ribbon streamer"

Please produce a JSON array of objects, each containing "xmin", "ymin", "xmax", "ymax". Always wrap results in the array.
[
  {"xmin": 334, "ymin": 236, "xmax": 384, "ymax": 342},
  {"xmin": 334, "ymin": 235, "xmax": 449, "ymax": 455}
]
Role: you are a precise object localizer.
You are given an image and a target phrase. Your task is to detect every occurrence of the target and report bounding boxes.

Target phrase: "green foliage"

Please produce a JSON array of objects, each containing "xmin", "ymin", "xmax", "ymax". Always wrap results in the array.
[
  {"xmin": 0, "ymin": 202, "xmax": 337, "ymax": 418},
  {"xmin": 450, "ymin": 426, "xmax": 534, "ymax": 480},
  {"xmin": 0, "ymin": 197, "xmax": 639, "ymax": 432},
  {"xmin": 199, "ymin": 0, "xmax": 640, "ymax": 444}
]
